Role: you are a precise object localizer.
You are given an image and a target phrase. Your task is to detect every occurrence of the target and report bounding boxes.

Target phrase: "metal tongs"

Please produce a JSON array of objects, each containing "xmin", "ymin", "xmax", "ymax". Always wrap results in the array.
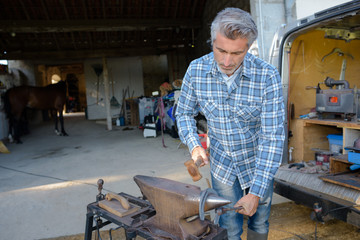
[{"xmin": 216, "ymin": 202, "xmax": 268, "ymax": 216}]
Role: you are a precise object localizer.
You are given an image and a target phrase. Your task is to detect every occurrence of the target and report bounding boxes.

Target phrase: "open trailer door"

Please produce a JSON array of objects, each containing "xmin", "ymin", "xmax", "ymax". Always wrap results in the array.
[{"xmin": 269, "ymin": 0, "xmax": 360, "ymax": 227}]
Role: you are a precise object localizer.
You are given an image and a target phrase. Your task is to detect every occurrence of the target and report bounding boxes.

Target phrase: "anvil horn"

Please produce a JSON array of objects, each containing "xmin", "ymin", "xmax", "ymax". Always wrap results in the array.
[{"xmin": 134, "ymin": 175, "xmax": 231, "ymax": 239}]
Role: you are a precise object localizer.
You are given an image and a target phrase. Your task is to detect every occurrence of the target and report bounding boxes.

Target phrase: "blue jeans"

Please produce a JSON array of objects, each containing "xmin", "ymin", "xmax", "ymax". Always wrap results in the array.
[{"xmin": 212, "ymin": 175, "xmax": 274, "ymax": 240}]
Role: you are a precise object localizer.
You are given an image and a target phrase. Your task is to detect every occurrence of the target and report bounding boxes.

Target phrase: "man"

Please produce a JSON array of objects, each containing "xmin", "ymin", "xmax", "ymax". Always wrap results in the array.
[{"xmin": 175, "ymin": 8, "xmax": 285, "ymax": 240}]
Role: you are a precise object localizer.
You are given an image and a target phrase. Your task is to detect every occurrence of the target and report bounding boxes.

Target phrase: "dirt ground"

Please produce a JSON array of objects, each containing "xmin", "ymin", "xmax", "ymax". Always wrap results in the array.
[{"xmin": 43, "ymin": 201, "xmax": 360, "ymax": 240}]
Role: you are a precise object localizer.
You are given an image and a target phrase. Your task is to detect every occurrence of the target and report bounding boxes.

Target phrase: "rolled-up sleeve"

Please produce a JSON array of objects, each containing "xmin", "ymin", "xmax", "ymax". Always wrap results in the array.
[{"xmin": 249, "ymin": 69, "xmax": 285, "ymax": 197}]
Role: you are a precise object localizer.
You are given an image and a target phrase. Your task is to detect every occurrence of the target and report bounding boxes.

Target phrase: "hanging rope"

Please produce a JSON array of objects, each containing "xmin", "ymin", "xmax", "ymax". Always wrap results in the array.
[{"xmin": 156, "ymin": 97, "xmax": 167, "ymax": 148}]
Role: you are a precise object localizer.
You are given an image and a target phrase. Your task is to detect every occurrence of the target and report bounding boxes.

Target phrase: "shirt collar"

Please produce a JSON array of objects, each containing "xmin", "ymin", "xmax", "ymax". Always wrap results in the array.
[
  {"xmin": 242, "ymin": 53, "xmax": 253, "ymax": 79},
  {"xmin": 217, "ymin": 63, "xmax": 243, "ymax": 82}
]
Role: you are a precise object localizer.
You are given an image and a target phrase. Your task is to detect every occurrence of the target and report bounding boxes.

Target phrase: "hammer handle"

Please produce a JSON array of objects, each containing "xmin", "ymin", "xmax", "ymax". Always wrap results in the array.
[
  {"xmin": 194, "ymin": 156, "xmax": 203, "ymax": 167},
  {"xmin": 105, "ymin": 193, "xmax": 131, "ymax": 210}
]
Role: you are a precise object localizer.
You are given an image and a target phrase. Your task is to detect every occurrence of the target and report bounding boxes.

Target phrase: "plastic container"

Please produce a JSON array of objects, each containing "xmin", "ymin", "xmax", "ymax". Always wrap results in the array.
[
  {"xmin": 327, "ymin": 134, "xmax": 343, "ymax": 153},
  {"xmin": 119, "ymin": 116, "xmax": 125, "ymax": 126},
  {"xmin": 348, "ymin": 152, "xmax": 360, "ymax": 164}
]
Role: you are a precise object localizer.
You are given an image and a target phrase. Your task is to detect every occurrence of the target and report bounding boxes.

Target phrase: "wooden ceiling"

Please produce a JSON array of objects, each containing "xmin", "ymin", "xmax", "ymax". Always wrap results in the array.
[{"xmin": 0, "ymin": 0, "xmax": 207, "ymax": 60}]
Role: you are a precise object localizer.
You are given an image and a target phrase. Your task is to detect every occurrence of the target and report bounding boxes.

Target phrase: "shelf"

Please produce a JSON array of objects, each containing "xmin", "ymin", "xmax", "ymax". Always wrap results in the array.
[
  {"xmin": 303, "ymin": 119, "xmax": 360, "ymax": 130},
  {"xmin": 329, "ymin": 154, "xmax": 352, "ymax": 174},
  {"xmin": 289, "ymin": 119, "xmax": 360, "ymax": 162}
]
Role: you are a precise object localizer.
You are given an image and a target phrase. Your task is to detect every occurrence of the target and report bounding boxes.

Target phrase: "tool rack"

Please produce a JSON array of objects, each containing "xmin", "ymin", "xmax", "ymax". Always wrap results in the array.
[{"xmin": 84, "ymin": 192, "xmax": 228, "ymax": 240}]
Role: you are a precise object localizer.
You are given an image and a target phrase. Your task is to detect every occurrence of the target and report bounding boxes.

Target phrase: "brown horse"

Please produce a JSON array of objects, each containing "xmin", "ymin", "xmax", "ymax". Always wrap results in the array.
[{"xmin": 3, "ymin": 81, "xmax": 68, "ymax": 143}]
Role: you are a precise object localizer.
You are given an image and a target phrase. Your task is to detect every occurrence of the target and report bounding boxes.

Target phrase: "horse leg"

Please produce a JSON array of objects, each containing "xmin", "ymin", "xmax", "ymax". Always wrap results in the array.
[
  {"xmin": 58, "ymin": 110, "xmax": 68, "ymax": 136},
  {"xmin": 7, "ymin": 116, "xmax": 14, "ymax": 143},
  {"xmin": 53, "ymin": 110, "xmax": 61, "ymax": 136},
  {"xmin": 13, "ymin": 117, "xmax": 23, "ymax": 144},
  {"xmin": 21, "ymin": 110, "xmax": 30, "ymax": 135}
]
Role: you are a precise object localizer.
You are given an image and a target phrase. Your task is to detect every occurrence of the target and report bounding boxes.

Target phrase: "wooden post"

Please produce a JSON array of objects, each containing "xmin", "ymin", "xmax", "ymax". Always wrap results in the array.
[{"xmin": 102, "ymin": 57, "xmax": 112, "ymax": 130}]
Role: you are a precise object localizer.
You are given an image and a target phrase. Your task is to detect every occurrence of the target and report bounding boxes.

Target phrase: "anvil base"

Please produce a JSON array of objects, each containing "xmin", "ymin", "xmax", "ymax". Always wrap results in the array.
[{"xmin": 84, "ymin": 192, "xmax": 228, "ymax": 240}]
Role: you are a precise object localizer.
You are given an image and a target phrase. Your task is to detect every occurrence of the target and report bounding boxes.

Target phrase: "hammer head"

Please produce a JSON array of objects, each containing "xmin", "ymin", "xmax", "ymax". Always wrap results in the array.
[{"xmin": 184, "ymin": 158, "xmax": 202, "ymax": 182}]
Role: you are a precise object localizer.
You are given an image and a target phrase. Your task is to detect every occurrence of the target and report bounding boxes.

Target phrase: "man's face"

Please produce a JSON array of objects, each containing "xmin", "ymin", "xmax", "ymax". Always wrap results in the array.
[{"xmin": 213, "ymin": 33, "xmax": 249, "ymax": 76}]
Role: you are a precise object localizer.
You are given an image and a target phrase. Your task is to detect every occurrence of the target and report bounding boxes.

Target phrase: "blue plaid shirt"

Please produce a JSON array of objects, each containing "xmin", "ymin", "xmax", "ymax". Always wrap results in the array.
[{"xmin": 175, "ymin": 52, "xmax": 285, "ymax": 198}]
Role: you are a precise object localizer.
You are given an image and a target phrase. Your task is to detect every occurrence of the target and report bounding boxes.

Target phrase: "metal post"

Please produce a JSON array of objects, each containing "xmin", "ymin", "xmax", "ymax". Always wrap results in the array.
[
  {"xmin": 102, "ymin": 56, "xmax": 112, "ymax": 130},
  {"xmin": 84, "ymin": 211, "xmax": 94, "ymax": 240}
]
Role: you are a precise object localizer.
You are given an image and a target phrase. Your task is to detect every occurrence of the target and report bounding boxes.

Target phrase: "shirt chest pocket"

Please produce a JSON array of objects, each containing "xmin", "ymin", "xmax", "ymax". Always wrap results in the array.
[
  {"xmin": 235, "ymin": 103, "xmax": 261, "ymax": 122},
  {"xmin": 198, "ymin": 98, "xmax": 221, "ymax": 119}
]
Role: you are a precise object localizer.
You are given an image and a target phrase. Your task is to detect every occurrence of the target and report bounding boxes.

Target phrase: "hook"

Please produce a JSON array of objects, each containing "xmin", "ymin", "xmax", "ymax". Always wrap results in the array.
[{"xmin": 321, "ymin": 48, "xmax": 354, "ymax": 62}]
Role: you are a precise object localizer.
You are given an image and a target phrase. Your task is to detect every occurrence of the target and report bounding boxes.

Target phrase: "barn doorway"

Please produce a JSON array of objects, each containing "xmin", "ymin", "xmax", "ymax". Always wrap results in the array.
[{"xmin": 38, "ymin": 63, "xmax": 87, "ymax": 113}]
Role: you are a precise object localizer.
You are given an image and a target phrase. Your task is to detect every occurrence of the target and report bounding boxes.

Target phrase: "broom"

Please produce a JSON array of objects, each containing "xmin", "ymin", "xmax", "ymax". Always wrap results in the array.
[
  {"xmin": 110, "ymin": 75, "xmax": 120, "ymax": 107},
  {"xmin": 0, "ymin": 141, "xmax": 10, "ymax": 154}
]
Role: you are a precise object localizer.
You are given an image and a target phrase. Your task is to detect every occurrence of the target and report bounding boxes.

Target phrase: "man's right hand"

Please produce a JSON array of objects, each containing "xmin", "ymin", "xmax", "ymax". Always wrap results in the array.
[{"xmin": 191, "ymin": 146, "xmax": 209, "ymax": 166}]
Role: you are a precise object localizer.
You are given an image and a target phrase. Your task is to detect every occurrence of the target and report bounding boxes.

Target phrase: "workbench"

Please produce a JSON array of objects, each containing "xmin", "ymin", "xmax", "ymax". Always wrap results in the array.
[
  {"xmin": 289, "ymin": 118, "xmax": 360, "ymax": 162},
  {"xmin": 84, "ymin": 192, "xmax": 228, "ymax": 240}
]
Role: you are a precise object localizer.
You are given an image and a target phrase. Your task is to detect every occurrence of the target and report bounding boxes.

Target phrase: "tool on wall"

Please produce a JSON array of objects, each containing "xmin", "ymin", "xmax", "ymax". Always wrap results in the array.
[
  {"xmin": 109, "ymin": 69, "xmax": 120, "ymax": 108},
  {"xmin": 321, "ymin": 48, "xmax": 354, "ymax": 81}
]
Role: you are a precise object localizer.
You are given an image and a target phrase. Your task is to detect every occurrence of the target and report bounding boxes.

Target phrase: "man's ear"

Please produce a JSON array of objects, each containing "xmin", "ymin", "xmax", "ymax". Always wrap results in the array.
[{"xmin": 247, "ymin": 43, "xmax": 252, "ymax": 50}]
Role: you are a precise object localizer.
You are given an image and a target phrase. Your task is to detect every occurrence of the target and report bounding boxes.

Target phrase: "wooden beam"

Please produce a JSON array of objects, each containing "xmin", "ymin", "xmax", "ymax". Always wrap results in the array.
[
  {"xmin": 1, "ymin": 46, "xmax": 183, "ymax": 60},
  {"xmin": 40, "ymin": 0, "xmax": 50, "ymax": 20},
  {"xmin": 19, "ymin": 0, "xmax": 31, "ymax": 20},
  {"xmin": 0, "ymin": 19, "xmax": 202, "ymax": 33}
]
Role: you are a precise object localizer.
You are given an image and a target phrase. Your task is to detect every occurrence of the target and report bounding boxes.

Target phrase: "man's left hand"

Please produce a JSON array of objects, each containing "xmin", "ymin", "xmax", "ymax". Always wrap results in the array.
[{"xmin": 233, "ymin": 193, "xmax": 260, "ymax": 216}]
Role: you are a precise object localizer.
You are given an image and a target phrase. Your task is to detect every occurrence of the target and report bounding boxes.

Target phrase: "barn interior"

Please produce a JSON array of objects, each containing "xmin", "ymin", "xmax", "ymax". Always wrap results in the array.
[
  {"xmin": 0, "ymin": 0, "xmax": 252, "ymax": 133},
  {"xmin": 0, "ymin": 1, "xmax": 259, "ymax": 239},
  {"xmin": 1, "ymin": 1, "xmax": 360, "ymax": 240}
]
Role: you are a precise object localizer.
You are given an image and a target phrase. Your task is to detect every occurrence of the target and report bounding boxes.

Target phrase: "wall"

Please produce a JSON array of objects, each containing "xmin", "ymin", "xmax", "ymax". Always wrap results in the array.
[
  {"xmin": 191, "ymin": 1, "xmax": 297, "ymax": 64},
  {"xmin": 250, "ymin": 0, "xmax": 296, "ymax": 62},
  {"xmin": 0, "ymin": 60, "xmax": 37, "ymax": 139},
  {"xmin": 142, "ymin": 55, "xmax": 168, "ymax": 97},
  {"xmin": 194, "ymin": 0, "xmax": 250, "ymax": 59},
  {"xmin": 167, "ymin": 49, "xmax": 191, "ymax": 83},
  {"xmin": 7, "ymin": 60, "xmax": 36, "ymax": 86},
  {"xmin": 85, "ymin": 57, "xmax": 144, "ymax": 120}
]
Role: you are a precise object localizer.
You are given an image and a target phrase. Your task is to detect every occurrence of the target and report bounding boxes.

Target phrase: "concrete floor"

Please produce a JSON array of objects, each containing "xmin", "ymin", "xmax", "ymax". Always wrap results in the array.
[{"xmin": 0, "ymin": 113, "xmax": 290, "ymax": 240}]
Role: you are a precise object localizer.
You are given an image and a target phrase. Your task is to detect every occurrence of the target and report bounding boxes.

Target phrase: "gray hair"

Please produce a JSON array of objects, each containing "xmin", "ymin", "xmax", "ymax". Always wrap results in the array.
[{"xmin": 210, "ymin": 8, "xmax": 258, "ymax": 47}]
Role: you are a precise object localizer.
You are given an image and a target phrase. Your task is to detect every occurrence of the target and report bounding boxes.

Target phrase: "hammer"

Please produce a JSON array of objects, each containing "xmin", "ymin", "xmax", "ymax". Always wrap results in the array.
[{"xmin": 184, "ymin": 156, "xmax": 203, "ymax": 182}]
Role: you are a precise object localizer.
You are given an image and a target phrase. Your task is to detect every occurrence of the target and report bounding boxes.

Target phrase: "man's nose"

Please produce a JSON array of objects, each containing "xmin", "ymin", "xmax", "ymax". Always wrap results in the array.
[{"xmin": 223, "ymin": 54, "xmax": 232, "ymax": 66}]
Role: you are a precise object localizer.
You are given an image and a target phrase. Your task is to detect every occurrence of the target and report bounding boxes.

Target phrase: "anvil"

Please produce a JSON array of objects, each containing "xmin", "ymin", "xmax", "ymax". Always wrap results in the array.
[{"xmin": 134, "ymin": 175, "xmax": 231, "ymax": 239}]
